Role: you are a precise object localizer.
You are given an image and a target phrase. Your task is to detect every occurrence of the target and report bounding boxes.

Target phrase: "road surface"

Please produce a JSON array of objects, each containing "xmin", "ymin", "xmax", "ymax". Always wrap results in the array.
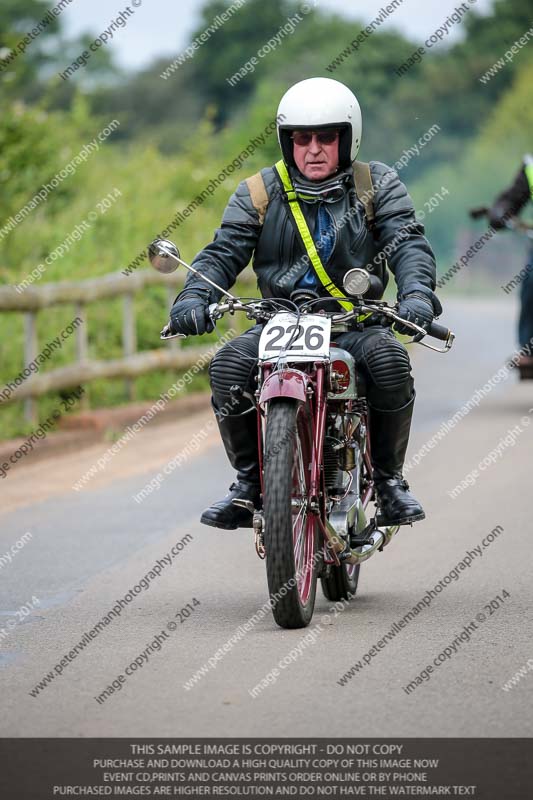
[{"xmin": 1, "ymin": 298, "xmax": 532, "ymax": 737}]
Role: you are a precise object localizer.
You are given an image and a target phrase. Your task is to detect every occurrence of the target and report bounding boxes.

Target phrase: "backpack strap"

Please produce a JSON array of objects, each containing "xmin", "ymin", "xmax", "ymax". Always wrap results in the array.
[
  {"xmin": 352, "ymin": 160, "xmax": 376, "ymax": 231},
  {"xmin": 245, "ymin": 171, "xmax": 270, "ymax": 225}
]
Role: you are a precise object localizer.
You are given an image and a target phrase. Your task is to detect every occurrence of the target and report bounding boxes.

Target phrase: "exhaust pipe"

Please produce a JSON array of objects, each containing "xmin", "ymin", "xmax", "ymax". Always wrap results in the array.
[{"xmin": 325, "ymin": 519, "xmax": 399, "ymax": 565}]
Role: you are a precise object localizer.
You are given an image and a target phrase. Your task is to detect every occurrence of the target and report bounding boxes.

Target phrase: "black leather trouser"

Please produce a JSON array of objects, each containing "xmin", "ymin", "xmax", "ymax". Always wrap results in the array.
[{"xmin": 208, "ymin": 325, "xmax": 415, "ymax": 483}]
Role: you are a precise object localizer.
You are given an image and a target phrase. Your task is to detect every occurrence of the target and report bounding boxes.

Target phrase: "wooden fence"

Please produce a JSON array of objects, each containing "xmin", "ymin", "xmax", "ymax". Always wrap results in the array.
[{"xmin": 0, "ymin": 269, "xmax": 253, "ymax": 423}]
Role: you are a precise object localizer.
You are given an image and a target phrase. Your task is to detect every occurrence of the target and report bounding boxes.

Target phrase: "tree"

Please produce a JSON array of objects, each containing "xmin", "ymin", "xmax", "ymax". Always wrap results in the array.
[
  {"xmin": 0, "ymin": 0, "xmax": 118, "ymax": 106},
  {"xmin": 190, "ymin": 0, "xmax": 300, "ymax": 123}
]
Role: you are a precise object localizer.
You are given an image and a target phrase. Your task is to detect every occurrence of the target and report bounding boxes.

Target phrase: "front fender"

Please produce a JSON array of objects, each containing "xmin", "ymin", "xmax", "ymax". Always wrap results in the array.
[{"xmin": 259, "ymin": 369, "xmax": 310, "ymax": 408}]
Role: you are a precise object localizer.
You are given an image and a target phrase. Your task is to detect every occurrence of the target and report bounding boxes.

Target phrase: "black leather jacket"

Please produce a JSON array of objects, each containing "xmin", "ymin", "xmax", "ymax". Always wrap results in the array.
[{"xmin": 179, "ymin": 161, "xmax": 441, "ymax": 313}]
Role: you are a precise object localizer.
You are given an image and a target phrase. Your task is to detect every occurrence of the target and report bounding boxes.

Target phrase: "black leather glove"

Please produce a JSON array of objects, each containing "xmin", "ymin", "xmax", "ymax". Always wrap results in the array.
[
  {"xmin": 395, "ymin": 292, "xmax": 434, "ymax": 336},
  {"xmin": 170, "ymin": 293, "xmax": 214, "ymax": 336}
]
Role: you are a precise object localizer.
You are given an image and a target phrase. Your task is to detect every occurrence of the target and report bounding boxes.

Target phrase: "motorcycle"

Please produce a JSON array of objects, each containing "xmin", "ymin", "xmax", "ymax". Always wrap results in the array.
[
  {"xmin": 149, "ymin": 239, "xmax": 455, "ymax": 629},
  {"xmin": 470, "ymin": 206, "xmax": 533, "ymax": 380}
]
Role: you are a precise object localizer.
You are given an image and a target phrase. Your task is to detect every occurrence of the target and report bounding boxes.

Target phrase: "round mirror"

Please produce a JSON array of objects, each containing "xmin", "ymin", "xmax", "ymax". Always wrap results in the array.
[
  {"xmin": 148, "ymin": 239, "xmax": 181, "ymax": 273},
  {"xmin": 343, "ymin": 268, "xmax": 371, "ymax": 297}
]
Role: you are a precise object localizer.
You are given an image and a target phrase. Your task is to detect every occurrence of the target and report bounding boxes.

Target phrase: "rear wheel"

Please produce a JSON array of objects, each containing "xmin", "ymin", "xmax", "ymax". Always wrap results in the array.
[
  {"xmin": 321, "ymin": 560, "xmax": 360, "ymax": 602},
  {"xmin": 263, "ymin": 400, "xmax": 318, "ymax": 629}
]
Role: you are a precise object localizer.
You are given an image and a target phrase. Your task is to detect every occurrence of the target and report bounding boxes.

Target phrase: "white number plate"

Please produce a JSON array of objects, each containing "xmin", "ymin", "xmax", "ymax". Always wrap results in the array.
[{"xmin": 258, "ymin": 313, "xmax": 331, "ymax": 361}]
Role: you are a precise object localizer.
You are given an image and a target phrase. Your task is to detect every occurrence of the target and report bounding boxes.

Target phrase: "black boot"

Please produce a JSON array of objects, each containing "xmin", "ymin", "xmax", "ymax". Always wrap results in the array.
[
  {"xmin": 369, "ymin": 394, "xmax": 425, "ymax": 526},
  {"xmin": 200, "ymin": 408, "xmax": 261, "ymax": 530}
]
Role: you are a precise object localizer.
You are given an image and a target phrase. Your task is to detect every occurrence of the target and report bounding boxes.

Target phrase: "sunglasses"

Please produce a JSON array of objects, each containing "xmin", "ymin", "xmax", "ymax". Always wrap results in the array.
[{"xmin": 291, "ymin": 130, "xmax": 340, "ymax": 147}]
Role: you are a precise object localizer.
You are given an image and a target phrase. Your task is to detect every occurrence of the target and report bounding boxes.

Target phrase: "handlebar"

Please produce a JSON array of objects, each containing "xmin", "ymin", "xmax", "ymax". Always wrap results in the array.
[
  {"xmin": 426, "ymin": 320, "xmax": 450, "ymax": 342},
  {"xmin": 162, "ymin": 298, "xmax": 454, "ymax": 352}
]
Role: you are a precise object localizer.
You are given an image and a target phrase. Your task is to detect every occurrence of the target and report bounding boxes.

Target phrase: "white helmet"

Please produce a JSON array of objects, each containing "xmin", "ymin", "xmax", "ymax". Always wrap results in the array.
[{"xmin": 277, "ymin": 77, "xmax": 362, "ymax": 169}]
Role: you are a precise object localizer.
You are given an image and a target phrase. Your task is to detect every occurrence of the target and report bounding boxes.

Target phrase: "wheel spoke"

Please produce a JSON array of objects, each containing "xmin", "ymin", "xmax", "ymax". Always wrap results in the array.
[{"xmin": 293, "ymin": 503, "xmax": 307, "ymax": 566}]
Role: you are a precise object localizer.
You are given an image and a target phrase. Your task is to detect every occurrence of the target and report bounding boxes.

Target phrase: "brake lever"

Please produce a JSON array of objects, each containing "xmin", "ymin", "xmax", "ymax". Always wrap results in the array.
[
  {"xmin": 415, "ymin": 334, "xmax": 455, "ymax": 353},
  {"xmin": 160, "ymin": 322, "xmax": 186, "ymax": 340}
]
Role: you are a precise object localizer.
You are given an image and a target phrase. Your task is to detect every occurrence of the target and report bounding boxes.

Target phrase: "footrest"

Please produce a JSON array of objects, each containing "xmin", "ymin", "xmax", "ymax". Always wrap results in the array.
[
  {"xmin": 349, "ymin": 536, "xmax": 374, "ymax": 548},
  {"xmin": 349, "ymin": 520, "xmax": 377, "ymax": 549}
]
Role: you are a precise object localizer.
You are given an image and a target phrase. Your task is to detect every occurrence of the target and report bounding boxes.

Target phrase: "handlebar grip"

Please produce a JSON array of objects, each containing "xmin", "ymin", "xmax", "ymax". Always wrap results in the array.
[{"xmin": 427, "ymin": 321, "xmax": 450, "ymax": 341}]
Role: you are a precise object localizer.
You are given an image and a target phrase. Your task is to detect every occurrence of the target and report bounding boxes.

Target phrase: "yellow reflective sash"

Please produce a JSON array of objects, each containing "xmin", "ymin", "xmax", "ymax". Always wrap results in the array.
[{"xmin": 274, "ymin": 159, "xmax": 355, "ymax": 312}]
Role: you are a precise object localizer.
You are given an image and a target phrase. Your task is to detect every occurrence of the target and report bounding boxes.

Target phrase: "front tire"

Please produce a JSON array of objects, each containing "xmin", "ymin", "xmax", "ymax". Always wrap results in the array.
[{"xmin": 263, "ymin": 400, "xmax": 318, "ymax": 629}]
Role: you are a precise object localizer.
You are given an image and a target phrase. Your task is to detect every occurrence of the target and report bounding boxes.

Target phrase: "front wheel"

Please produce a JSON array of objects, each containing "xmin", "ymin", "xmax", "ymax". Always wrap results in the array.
[{"xmin": 263, "ymin": 399, "xmax": 318, "ymax": 629}]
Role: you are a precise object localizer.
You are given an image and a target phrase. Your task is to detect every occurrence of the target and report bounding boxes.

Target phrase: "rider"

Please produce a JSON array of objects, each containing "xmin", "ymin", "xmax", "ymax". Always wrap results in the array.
[
  {"xmin": 168, "ymin": 77, "xmax": 443, "ymax": 531},
  {"xmin": 488, "ymin": 155, "xmax": 533, "ymax": 363}
]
